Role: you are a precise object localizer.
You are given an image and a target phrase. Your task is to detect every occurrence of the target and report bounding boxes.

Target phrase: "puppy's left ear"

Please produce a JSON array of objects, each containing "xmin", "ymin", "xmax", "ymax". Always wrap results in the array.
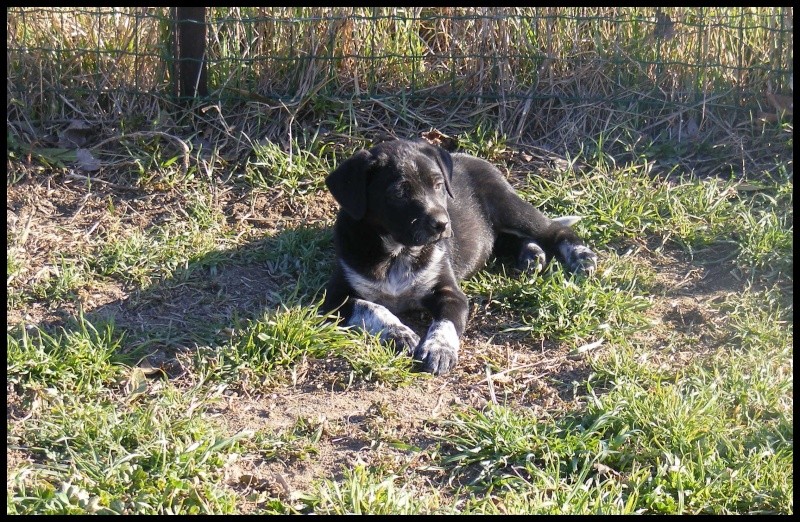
[
  {"xmin": 325, "ymin": 149, "xmax": 375, "ymax": 220},
  {"xmin": 434, "ymin": 146, "xmax": 454, "ymax": 198}
]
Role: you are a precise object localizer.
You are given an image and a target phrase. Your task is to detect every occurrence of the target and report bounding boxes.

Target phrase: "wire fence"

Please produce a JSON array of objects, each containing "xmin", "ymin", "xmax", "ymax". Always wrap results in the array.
[{"xmin": 6, "ymin": 7, "xmax": 794, "ymax": 156}]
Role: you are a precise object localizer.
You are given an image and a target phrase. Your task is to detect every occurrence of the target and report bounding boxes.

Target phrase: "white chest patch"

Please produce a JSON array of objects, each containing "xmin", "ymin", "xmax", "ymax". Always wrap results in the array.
[{"xmin": 341, "ymin": 244, "xmax": 444, "ymax": 313}]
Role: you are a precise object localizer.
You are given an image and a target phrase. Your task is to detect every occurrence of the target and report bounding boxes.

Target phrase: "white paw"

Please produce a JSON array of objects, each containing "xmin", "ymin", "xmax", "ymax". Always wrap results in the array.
[
  {"xmin": 414, "ymin": 320, "xmax": 459, "ymax": 375},
  {"xmin": 381, "ymin": 324, "xmax": 420, "ymax": 356},
  {"xmin": 559, "ymin": 243, "xmax": 598, "ymax": 276}
]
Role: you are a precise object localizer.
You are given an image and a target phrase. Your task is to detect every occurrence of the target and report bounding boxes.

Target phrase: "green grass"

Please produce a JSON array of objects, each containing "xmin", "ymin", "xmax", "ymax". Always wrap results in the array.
[
  {"xmin": 194, "ymin": 304, "xmax": 344, "ymax": 387},
  {"xmin": 8, "ymin": 386, "xmax": 247, "ymax": 515},
  {"xmin": 89, "ymin": 217, "xmax": 232, "ymax": 288},
  {"xmin": 258, "ymin": 226, "xmax": 334, "ymax": 303},
  {"xmin": 337, "ymin": 333, "xmax": 419, "ymax": 387},
  {"xmin": 193, "ymin": 303, "xmax": 419, "ymax": 390},
  {"xmin": 8, "ymin": 315, "xmax": 131, "ymax": 396},
  {"xmin": 518, "ymin": 157, "xmax": 740, "ymax": 250},
  {"xmin": 6, "ymin": 133, "xmax": 792, "ymax": 515},
  {"xmin": 464, "ymin": 252, "xmax": 654, "ymax": 345},
  {"xmin": 244, "ymin": 137, "xmax": 337, "ymax": 197},
  {"xmin": 6, "ymin": 317, "xmax": 250, "ymax": 514},
  {"xmin": 295, "ymin": 465, "xmax": 443, "ymax": 515},
  {"xmin": 30, "ymin": 256, "xmax": 86, "ymax": 303},
  {"xmin": 248, "ymin": 417, "xmax": 325, "ymax": 463},
  {"xmin": 434, "ymin": 299, "xmax": 792, "ymax": 514}
]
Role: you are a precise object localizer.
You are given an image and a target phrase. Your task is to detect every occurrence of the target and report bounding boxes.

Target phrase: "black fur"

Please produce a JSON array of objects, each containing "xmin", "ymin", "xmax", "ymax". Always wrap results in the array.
[{"xmin": 322, "ymin": 139, "xmax": 596, "ymax": 375}]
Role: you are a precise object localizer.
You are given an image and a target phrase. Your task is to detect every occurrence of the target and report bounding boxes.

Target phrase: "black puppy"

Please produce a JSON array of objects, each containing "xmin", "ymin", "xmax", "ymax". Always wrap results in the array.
[{"xmin": 321, "ymin": 139, "xmax": 597, "ymax": 375}]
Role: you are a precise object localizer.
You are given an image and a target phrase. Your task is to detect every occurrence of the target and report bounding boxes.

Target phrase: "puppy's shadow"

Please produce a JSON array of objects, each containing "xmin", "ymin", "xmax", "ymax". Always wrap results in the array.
[{"xmin": 84, "ymin": 224, "xmax": 335, "ymax": 365}]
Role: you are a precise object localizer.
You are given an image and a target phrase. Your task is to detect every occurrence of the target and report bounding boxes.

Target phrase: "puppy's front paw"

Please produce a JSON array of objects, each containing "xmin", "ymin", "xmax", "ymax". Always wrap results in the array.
[
  {"xmin": 349, "ymin": 299, "xmax": 420, "ymax": 355},
  {"xmin": 560, "ymin": 243, "xmax": 598, "ymax": 276},
  {"xmin": 381, "ymin": 325, "xmax": 420, "ymax": 356},
  {"xmin": 414, "ymin": 320, "xmax": 459, "ymax": 375}
]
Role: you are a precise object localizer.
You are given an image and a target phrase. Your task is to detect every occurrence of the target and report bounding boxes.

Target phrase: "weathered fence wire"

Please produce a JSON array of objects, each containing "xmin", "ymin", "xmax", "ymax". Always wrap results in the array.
[{"xmin": 6, "ymin": 7, "xmax": 793, "ymax": 163}]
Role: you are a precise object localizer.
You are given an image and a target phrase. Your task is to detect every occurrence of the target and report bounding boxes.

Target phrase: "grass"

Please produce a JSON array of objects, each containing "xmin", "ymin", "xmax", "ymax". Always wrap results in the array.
[
  {"xmin": 197, "ymin": 304, "xmax": 347, "ymax": 387},
  {"xmin": 7, "ymin": 133, "xmax": 792, "ymax": 513},
  {"xmin": 244, "ymin": 137, "xmax": 337, "ymax": 197},
  {"xmin": 249, "ymin": 417, "xmax": 325, "ymax": 463},
  {"xmin": 296, "ymin": 465, "xmax": 443, "ymax": 515},
  {"xmin": 464, "ymin": 252, "xmax": 654, "ymax": 345},
  {"xmin": 433, "ymin": 291, "xmax": 792, "ymax": 514},
  {"xmin": 5, "ymin": 7, "xmax": 793, "ymax": 516},
  {"xmin": 89, "ymin": 214, "xmax": 231, "ymax": 288},
  {"xmin": 7, "ymin": 315, "xmax": 131, "ymax": 396},
  {"xmin": 195, "ymin": 304, "xmax": 421, "ymax": 390},
  {"xmin": 8, "ymin": 385, "xmax": 246, "ymax": 514}
]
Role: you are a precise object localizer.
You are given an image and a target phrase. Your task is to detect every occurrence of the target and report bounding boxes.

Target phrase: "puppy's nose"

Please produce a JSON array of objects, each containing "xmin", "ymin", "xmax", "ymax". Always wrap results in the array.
[{"xmin": 427, "ymin": 214, "xmax": 449, "ymax": 234}]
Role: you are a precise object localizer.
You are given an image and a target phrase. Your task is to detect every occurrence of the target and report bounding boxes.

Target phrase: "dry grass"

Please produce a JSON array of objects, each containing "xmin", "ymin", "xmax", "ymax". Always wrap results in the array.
[{"xmin": 6, "ymin": 7, "xmax": 793, "ymax": 179}]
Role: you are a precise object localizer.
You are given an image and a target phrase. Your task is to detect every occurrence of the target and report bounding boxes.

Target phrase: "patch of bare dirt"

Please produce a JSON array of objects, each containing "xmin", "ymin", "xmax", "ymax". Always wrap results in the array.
[
  {"xmin": 6, "ymin": 172, "xmax": 338, "ymax": 330},
  {"xmin": 211, "ymin": 380, "xmax": 457, "ymax": 503},
  {"xmin": 206, "ymin": 321, "xmax": 591, "ymax": 509}
]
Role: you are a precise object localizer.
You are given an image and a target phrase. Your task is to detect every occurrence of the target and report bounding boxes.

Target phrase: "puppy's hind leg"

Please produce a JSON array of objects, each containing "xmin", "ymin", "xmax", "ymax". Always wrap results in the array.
[
  {"xmin": 493, "ymin": 233, "xmax": 546, "ymax": 274},
  {"xmin": 557, "ymin": 241, "xmax": 598, "ymax": 276},
  {"xmin": 493, "ymin": 191, "xmax": 597, "ymax": 276},
  {"xmin": 516, "ymin": 236, "xmax": 597, "ymax": 277}
]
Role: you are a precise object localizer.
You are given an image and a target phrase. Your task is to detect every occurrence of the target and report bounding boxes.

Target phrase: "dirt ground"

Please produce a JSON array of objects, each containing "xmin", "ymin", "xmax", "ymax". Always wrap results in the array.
[{"xmin": 6, "ymin": 168, "xmax": 744, "ymax": 500}]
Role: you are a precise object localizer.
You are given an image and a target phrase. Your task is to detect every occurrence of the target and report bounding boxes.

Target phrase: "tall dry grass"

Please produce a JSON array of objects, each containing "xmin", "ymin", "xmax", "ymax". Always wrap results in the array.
[{"xmin": 6, "ymin": 7, "xmax": 793, "ymax": 173}]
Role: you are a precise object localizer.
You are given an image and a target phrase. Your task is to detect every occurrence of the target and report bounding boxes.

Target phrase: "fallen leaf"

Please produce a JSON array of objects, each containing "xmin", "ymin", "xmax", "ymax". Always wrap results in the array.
[
  {"xmin": 59, "ymin": 120, "xmax": 95, "ymax": 148},
  {"xmin": 124, "ymin": 367, "xmax": 149, "ymax": 402},
  {"xmin": 421, "ymin": 129, "xmax": 459, "ymax": 151},
  {"xmin": 76, "ymin": 148, "xmax": 102, "ymax": 172}
]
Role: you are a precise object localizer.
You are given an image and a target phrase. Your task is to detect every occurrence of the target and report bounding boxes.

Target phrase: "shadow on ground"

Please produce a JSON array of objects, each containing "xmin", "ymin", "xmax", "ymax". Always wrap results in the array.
[{"xmin": 83, "ymin": 223, "xmax": 335, "ymax": 366}]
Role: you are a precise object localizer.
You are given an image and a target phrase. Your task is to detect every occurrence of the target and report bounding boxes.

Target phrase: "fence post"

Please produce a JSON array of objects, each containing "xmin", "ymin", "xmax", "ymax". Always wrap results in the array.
[{"xmin": 173, "ymin": 7, "xmax": 208, "ymax": 99}]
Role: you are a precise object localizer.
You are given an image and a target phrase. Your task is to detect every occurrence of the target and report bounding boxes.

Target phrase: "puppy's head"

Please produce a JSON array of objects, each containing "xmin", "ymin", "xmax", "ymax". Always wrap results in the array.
[{"xmin": 326, "ymin": 140, "xmax": 454, "ymax": 247}]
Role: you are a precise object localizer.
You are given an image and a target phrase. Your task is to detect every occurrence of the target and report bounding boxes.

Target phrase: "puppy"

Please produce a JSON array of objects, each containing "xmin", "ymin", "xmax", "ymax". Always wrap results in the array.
[{"xmin": 321, "ymin": 139, "xmax": 597, "ymax": 375}]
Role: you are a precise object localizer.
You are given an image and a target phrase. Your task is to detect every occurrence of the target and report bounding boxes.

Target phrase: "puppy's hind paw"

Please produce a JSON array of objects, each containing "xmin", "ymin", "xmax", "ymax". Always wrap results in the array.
[
  {"xmin": 518, "ymin": 241, "xmax": 547, "ymax": 274},
  {"xmin": 561, "ymin": 243, "xmax": 598, "ymax": 276}
]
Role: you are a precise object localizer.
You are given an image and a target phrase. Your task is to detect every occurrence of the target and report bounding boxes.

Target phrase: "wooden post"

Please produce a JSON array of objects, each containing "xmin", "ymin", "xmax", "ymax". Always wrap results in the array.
[{"xmin": 173, "ymin": 7, "xmax": 208, "ymax": 99}]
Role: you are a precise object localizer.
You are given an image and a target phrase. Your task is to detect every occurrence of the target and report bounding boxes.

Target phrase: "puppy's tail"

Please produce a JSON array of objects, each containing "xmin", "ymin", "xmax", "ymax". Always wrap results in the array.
[{"xmin": 552, "ymin": 215, "xmax": 582, "ymax": 227}]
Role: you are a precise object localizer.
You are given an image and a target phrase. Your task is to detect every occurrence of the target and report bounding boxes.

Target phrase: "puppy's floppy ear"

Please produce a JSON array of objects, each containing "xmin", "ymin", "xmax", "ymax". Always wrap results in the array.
[
  {"xmin": 325, "ymin": 149, "xmax": 375, "ymax": 220},
  {"xmin": 433, "ymin": 146, "xmax": 454, "ymax": 198}
]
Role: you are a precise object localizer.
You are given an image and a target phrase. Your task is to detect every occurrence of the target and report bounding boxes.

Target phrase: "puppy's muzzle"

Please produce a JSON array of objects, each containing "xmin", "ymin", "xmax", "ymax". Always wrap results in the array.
[
  {"xmin": 427, "ymin": 214, "xmax": 449, "ymax": 234},
  {"xmin": 425, "ymin": 211, "xmax": 452, "ymax": 241}
]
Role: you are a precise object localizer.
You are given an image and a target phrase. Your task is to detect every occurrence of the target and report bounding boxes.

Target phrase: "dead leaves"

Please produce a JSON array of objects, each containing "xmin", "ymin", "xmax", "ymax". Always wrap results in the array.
[
  {"xmin": 25, "ymin": 119, "xmax": 103, "ymax": 173},
  {"xmin": 420, "ymin": 129, "xmax": 459, "ymax": 151}
]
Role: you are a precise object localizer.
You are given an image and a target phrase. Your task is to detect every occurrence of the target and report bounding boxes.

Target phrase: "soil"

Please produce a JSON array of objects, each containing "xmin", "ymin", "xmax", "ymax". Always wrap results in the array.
[{"xmin": 6, "ymin": 167, "xmax": 752, "ymax": 505}]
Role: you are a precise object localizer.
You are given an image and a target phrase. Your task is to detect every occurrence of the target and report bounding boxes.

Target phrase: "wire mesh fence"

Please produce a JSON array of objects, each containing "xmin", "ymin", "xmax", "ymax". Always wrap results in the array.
[{"xmin": 6, "ymin": 7, "xmax": 793, "ymax": 157}]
